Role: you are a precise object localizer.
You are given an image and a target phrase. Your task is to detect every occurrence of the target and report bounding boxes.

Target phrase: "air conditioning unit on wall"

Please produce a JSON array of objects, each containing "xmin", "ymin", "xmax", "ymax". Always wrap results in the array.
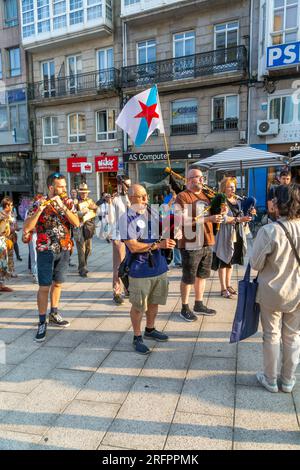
[{"xmin": 257, "ymin": 119, "xmax": 279, "ymax": 136}]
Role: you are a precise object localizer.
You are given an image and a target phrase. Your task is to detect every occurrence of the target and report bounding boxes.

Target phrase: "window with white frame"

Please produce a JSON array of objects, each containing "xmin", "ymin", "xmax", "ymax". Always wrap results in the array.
[
  {"xmin": 212, "ymin": 95, "xmax": 239, "ymax": 131},
  {"xmin": 215, "ymin": 22, "xmax": 239, "ymax": 49},
  {"xmin": 137, "ymin": 40, "xmax": 156, "ymax": 64},
  {"xmin": 0, "ymin": 107, "xmax": 9, "ymax": 131},
  {"xmin": 37, "ymin": 0, "xmax": 50, "ymax": 33},
  {"xmin": 125, "ymin": 0, "xmax": 140, "ymax": 5},
  {"xmin": 22, "ymin": 0, "xmax": 35, "ymax": 38},
  {"xmin": 53, "ymin": 0, "xmax": 67, "ymax": 30},
  {"xmin": 4, "ymin": 0, "xmax": 19, "ymax": 27},
  {"xmin": 8, "ymin": 47, "xmax": 21, "ymax": 77},
  {"xmin": 272, "ymin": 0, "xmax": 299, "ymax": 45},
  {"xmin": 68, "ymin": 113, "xmax": 86, "ymax": 143},
  {"xmin": 69, "ymin": 0, "xmax": 84, "ymax": 25},
  {"xmin": 43, "ymin": 116, "xmax": 59, "ymax": 145},
  {"xmin": 173, "ymin": 31, "xmax": 195, "ymax": 58},
  {"xmin": 106, "ymin": 0, "xmax": 112, "ymax": 20},
  {"xmin": 269, "ymin": 95, "xmax": 295, "ymax": 123},
  {"xmin": 97, "ymin": 48, "xmax": 113, "ymax": 84},
  {"xmin": 171, "ymin": 99, "xmax": 198, "ymax": 135},
  {"xmin": 87, "ymin": 0, "xmax": 102, "ymax": 21},
  {"xmin": 10, "ymin": 103, "xmax": 28, "ymax": 131},
  {"xmin": 96, "ymin": 110, "xmax": 116, "ymax": 141}
]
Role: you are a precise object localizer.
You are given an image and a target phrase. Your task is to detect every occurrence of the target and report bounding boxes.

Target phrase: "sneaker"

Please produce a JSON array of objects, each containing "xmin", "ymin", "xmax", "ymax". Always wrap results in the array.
[
  {"xmin": 193, "ymin": 303, "xmax": 217, "ymax": 316},
  {"xmin": 256, "ymin": 372, "xmax": 278, "ymax": 393},
  {"xmin": 180, "ymin": 306, "xmax": 197, "ymax": 322},
  {"xmin": 35, "ymin": 322, "xmax": 47, "ymax": 342},
  {"xmin": 133, "ymin": 336, "xmax": 150, "ymax": 355},
  {"xmin": 113, "ymin": 294, "xmax": 124, "ymax": 305},
  {"xmin": 79, "ymin": 272, "xmax": 87, "ymax": 278},
  {"xmin": 49, "ymin": 312, "xmax": 70, "ymax": 328},
  {"xmin": 279, "ymin": 377, "xmax": 296, "ymax": 393},
  {"xmin": 144, "ymin": 329, "xmax": 169, "ymax": 342}
]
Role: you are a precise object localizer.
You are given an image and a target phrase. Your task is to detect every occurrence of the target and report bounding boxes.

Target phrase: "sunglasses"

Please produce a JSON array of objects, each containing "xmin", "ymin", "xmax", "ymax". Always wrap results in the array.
[{"xmin": 50, "ymin": 172, "xmax": 65, "ymax": 179}]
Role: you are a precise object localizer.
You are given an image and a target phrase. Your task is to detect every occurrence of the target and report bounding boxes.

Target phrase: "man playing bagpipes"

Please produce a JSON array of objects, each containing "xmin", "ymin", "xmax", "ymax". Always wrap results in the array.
[{"xmin": 174, "ymin": 167, "xmax": 223, "ymax": 322}]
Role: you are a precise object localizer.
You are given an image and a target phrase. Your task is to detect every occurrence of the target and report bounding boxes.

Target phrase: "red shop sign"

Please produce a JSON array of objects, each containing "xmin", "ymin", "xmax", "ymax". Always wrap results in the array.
[
  {"xmin": 95, "ymin": 155, "xmax": 118, "ymax": 172},
  {"xmin": 67, "ymin": 157, "xmax": 87, "ymax": 173}
]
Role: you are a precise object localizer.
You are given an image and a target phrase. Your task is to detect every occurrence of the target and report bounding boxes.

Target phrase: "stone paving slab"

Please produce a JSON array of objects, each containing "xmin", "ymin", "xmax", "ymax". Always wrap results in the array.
[
  {"xmin": 102, "ymin": 376, "xmax": 183, "ymax": 450},
  {"xmin": 177, "ymin": 357, "xmax": 236, "ymax": 418},
  {"xmin": 0, "ymin": 369, "xmax": 93, "ymax": 435},
  {"xmin": 165, "ymin": 411, "xmax": 233, "ymax": 450},
  {"xmin": 1, "ymin": 239, "xmax": 300, "ymax": 449},
  {"xmin": 194, "ymin": 321, "xmax": 237, "ymax": 359},
  {"xmin": 34, "ymin": 400, "xmax": 120, "ymax": 450},
  {"xmin": 234, "ymin": 385, "xmax": 300, "ymax": 450},
  {"xmin": 77, "ymin": 352, "xmax": 147, "ymax": 405},
  {"xmin": 0, "ymin": 430, "xmax": 42, "ymax": 450}
]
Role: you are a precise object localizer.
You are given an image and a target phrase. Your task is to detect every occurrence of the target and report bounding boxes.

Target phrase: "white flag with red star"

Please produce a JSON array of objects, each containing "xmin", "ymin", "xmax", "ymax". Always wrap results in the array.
[{"xmin": 116, "ymin": 85, "xmax": 165, "ymax": 147}]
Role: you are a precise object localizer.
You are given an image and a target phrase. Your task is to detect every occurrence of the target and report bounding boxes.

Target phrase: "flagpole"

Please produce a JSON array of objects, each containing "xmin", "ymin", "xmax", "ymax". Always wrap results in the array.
[{"xmin": 163, "ymin": 132, "xmax": 171, "ymax": 169}]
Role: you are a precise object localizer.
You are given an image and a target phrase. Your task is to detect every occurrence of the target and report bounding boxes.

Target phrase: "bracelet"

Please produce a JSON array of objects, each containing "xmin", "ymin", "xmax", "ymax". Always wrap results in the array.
[{"xmin": 149, "ymin": 241, "xmax": 158, "ymax": 251}]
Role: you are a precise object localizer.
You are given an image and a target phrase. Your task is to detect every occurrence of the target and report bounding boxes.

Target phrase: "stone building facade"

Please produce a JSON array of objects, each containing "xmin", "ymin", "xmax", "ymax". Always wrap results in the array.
[
  {"xmin": 0, "ymin": 0, "xmax": 32, "ymax": 206},
  {"xmin": 22, "ymin": 0, "xmax": 252, "ymax": 199}
]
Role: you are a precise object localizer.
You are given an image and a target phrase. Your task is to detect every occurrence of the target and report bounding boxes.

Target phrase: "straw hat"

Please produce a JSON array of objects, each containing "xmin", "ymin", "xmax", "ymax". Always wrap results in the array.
[{"xmin": 78, "ymin": 183, "xmax": 90, "ymax": 193}]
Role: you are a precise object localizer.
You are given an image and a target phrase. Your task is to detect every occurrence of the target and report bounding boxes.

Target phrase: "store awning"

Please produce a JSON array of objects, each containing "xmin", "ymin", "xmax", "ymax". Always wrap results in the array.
[
  {"xmin": 290, "ymin": 154, "xmax": 300, "ymax": 167},
  {"xmin": 195, "ymin": 146, "xmax": 286, "ymax": 171}
]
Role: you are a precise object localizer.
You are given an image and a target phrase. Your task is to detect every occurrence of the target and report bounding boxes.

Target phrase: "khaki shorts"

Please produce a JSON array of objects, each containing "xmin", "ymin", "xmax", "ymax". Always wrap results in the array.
[{"xmin": 129, "ymin": 273, "xmax": 169, "ymax": 313}]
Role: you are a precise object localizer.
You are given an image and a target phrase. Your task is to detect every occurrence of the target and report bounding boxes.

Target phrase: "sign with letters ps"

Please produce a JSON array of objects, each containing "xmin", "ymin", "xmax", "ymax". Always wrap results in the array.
[{"xmin": 267, "ymin": 42, "xmax": 300, "ymax": 69}]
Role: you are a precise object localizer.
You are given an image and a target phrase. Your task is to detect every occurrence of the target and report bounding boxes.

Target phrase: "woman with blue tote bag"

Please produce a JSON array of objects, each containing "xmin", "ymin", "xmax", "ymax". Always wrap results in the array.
[{"xmin": 250, "ymin": 184, "xmax": 300, "ymax": 393}]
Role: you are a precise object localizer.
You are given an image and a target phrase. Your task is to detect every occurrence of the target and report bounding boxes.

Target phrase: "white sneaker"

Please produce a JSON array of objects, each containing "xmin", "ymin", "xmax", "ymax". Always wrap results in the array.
[
  {"xmin": 279, "ymin": 377, "xmax": 296, "ymax": 393},
  {"xmin": 256, "ymin": 372, "xmax": 278, "ymax": 393}
]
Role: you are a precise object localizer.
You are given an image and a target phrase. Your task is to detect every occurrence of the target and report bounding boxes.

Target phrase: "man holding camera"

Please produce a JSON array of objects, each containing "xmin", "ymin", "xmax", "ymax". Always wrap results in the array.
[
  {"xmin": 108, "ymin": 175, "xmax": 131, "ymax": 305},
  {"xmin": 121, "ymin": 184, "xmax": 176, "ymax": 355}
]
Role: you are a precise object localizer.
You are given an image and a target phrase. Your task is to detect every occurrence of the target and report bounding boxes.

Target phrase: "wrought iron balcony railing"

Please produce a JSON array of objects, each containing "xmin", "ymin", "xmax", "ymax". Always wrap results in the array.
[
  {"xmin": 28, "ymin": 68, "xmax": 120, "ymax": 101},
  {"xmin": 170, "ymin": 123, "xmax": 198, "ymax": 135},
  {"xmin": 211, "ymin": 118, "xmax": 239, "ymax": 131},
  {"xmin": 122, "ymin": 46, "xmax": 247, "ymax": 88}
]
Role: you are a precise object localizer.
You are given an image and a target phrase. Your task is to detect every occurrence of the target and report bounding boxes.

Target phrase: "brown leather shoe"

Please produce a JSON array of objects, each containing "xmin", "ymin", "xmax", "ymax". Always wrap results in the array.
[{"xmin": 0, "ymin": 286, "xmax": 13, "ymax": 292}]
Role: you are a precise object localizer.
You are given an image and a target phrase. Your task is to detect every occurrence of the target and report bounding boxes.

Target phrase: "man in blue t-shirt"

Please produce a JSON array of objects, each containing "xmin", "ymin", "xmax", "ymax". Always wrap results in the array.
[{"xmin": 121, "ymin": 184, "xmax": 176, "ymax": 354}]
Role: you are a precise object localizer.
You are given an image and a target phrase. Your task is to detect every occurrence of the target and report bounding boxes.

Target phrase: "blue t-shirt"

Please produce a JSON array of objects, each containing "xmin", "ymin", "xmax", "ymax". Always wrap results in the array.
[{"xmin": 120, "ymin": 208, "xmax": 168, "ymax": 278}]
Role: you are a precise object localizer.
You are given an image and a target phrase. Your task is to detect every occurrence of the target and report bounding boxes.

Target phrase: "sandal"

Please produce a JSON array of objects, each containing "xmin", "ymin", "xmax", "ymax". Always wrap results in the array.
[
  {"xmin": 227, "ymin": 286, "xmax": 237, "ymax": 295},
  {"xmin": 221, "ymin": 289, "xmax": 233, "ymax": 299}
]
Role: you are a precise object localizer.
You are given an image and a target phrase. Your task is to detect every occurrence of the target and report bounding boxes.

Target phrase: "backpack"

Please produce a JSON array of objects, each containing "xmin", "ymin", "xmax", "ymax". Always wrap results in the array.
[{"xmin": 82, "ymin": 219, "xmax": 96, "ymax": 240}]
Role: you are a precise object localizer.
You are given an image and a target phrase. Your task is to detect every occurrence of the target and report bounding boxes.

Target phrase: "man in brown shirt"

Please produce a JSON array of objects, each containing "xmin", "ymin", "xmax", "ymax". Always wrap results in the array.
[{"xmin": 175, "ymin": 167, "xmax": 223, "ymax": 321}]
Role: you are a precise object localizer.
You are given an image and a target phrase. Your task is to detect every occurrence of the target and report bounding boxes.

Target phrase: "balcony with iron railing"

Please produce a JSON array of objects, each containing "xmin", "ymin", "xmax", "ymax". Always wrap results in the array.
[
  {"xmin": 28, "ymin": 68, "xmax": 120, "ymax": 103},
  {"xmin": 211, "ymin": 118, "xmax": 239, "ymax": 132},
  {"xmin": 121, "ymin": 0, "xmax": 184, "ymax": 17},
  {"xmin": 122, "ymin": 46, "xmax": 248, "ymax": 89},
  {"xmin": 170, "ymin": 123, "xmax": 198, "ymax": 135}
]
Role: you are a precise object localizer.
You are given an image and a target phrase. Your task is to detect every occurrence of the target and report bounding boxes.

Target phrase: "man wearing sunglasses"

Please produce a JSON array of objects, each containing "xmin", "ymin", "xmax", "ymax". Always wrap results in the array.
[{"xmin": 24, "ymin": 173, "xmax": 80, "ymax": 342}]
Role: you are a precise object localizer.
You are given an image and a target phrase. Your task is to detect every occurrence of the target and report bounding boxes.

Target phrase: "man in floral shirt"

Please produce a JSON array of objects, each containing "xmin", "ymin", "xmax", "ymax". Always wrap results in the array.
[{"xmin": 24, "ymin": 173, "xmax": 80, "ymax": 342}]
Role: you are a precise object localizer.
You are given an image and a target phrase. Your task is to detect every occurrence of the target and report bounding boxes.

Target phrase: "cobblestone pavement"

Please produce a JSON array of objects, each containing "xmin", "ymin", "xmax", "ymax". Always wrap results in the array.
[{"xmin": 0, "ymin": 237, "xmax": 299, "ymax": 450}]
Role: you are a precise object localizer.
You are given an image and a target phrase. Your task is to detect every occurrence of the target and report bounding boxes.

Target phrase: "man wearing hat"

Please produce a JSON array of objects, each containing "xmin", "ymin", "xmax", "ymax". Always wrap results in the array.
[{"xmin": 75, "ymin": 183, "xmax": 98, "ymax": 277}]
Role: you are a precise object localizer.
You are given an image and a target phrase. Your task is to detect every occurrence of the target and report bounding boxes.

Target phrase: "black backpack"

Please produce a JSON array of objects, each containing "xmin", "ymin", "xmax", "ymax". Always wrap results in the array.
[{"xmin": 82, "ymin": 219, "xmax": 96, "ymax": 240}]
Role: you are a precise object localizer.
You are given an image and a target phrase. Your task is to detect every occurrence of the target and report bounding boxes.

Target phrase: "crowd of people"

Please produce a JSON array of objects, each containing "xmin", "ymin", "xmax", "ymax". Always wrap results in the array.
[{"xmin": 0, "ymin": 168, "xmax": 299, "ymax": 394}]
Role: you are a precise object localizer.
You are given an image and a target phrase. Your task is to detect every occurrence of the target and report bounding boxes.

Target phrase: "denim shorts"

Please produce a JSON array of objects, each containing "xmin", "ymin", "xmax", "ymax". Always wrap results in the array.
[
  {"xmin": 37, "ymin": 250, "xmax": 70, "ymax": 286},
  {"xmin": 180, "ymin": 247, "xmax": 213, "ymax": 285}
]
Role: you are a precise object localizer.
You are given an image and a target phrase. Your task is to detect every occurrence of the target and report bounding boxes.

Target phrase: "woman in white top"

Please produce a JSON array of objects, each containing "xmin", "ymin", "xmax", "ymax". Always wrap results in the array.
[{"xmin": 250, "ymin": 184, "xmax": 300, "ymax": 393}]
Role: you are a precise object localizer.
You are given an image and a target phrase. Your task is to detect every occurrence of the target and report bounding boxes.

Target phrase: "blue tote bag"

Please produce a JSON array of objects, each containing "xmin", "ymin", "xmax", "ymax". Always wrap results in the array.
[{"xmin": 230, "ymin": 263, "xmax": 260, "ymax": 343}]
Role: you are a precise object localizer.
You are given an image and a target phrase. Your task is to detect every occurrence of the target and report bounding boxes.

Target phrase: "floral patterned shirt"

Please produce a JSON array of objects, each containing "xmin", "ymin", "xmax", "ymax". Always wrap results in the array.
[{"xmin": 27, "ymin": 196, "xmax": 77, "ymax": 253}]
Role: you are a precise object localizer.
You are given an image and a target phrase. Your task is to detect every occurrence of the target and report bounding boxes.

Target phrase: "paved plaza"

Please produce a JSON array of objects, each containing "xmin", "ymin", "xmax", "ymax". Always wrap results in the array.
[{"xmin": 0, "ymin": 238, "xmax": 299, "ymax": 450}]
